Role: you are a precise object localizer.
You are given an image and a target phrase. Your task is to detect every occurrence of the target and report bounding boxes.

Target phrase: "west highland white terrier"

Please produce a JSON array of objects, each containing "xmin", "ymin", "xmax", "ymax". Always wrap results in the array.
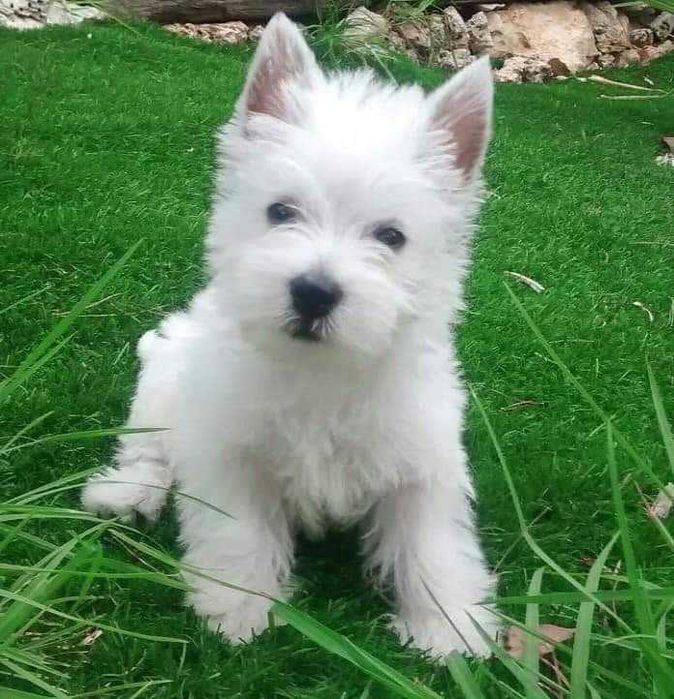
[{"xmin": 82, "ymin": 13, "xmax": 498, "ymax": 658}]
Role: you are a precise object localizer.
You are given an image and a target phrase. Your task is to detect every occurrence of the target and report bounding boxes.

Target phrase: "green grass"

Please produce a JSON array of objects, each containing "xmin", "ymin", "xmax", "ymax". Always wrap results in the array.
[{"xmin": 1, "ymin": 19, "xmax": 674, "ymax": 698}]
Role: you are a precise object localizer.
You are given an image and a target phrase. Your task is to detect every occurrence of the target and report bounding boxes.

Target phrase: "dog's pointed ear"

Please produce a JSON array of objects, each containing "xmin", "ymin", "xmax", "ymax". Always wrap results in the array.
[
  {"xmin": 426, "ymin": 57, "xmax": 494, "ymax": 185},
  {"xmin": 237, "ymin": 13, "xmax": 319, "ymax": 127}
]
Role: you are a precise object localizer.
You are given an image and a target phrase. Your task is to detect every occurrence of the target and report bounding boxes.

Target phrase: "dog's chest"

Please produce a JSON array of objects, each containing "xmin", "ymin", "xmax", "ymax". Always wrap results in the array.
[{"xmin": 264, "ymin": 404, "xmax": 396, "ymax": 531}]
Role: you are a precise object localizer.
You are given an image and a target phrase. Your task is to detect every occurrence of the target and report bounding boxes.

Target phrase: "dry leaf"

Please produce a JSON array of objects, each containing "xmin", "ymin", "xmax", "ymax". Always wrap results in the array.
[
  {"xmin": 587, "ymin": 74, "xmax": 665, "ymax": 93},
  {"xmin": 501, "ymin": 400, "xmax": 543, "ymax": 412},
  {"xmin": 504, "ymin": 271, "xmax": 545, "ymax": 294},
  {"xmin": 632, "ymin": 301, "xmax": 654, "ymax": 323},
  {"xmin": 82, "ymin": 628, "xmax": 103, "ymax": 646},
  {"xmin": 506, "ymin": 624, "xmax": 574, "ymax": 659},
  {"xmin": 647, "ymin": 483, "xmax": 674, "ymax": 520}
]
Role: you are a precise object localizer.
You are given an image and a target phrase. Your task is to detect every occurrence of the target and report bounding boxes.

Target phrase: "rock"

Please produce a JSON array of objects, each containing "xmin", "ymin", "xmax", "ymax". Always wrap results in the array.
[
  {"xmin": 494, "ymin": 55, "xmax": 552, "ymax": 83},
  {"xmin": 442, "ymin": 6, "xmax": 469, "ymax": 48},
  {"xmin": 436, "ymin": 47, "xmax": 474, "ymax": 69},
  {"xmin": 344, "ymin": 6, "xmax": 389, "ymax": 42},
  {"xmin": 428, "ymin": 13, "xmax": 447, "ymax": 47},
  {"xmin": 596, "ymin": 53, "xmax": 616, "ymax": 67},
  {"xmin": 395, "ymin": 21, "xmax": 431, "ymax": 52},
  {"xmin": 582, "ymin": 1, "xmax": 631, "ymax": 53},
  {"xmin": 466, "ymin": 11, "xmax": 493, "ymax": 54},
  {"xmin": 1, "ymin": 0, "xmax": 102, "ymax": 28},
  {"xmin": 487, "ymin": 2, "xmax": 597, "ymax": 72},
  {"xmin": 623, "ymin": 4, "xmax": 657, "ymax": 29},
  {"xmin": 639, "ymin": 38, "xmax": 674, "ymax": 63},
  {"xmin": 209, "ymin": 21, "xmax": 249, "ymax": 43},
  {"xmin": 46, "ymin": 1, "xmax": 103, "ymax": 25},
  {"xmin": 615, "ymin": 48, "xmax": 641, "ymax": 66},
  {"xmin": 651, "ymin": 12, "xmax": 674, "ymax": 41},
  {"xmin": 165, "ymin": 21, "xmax": 250, "ymax": 44},
  {"xmin": 249, "ymin": 24, "xmax": 264, "ymax": 41},
  {"xmin": 0, "ymin": 0, "xmax": 44, "ymax": 28},
  {"xmin": 548, "ymin": 56, "xmax": 571, "ymax": 76},
  {"xmin": 630, "ymin": 27, "xmax": 654, "ymax": 47}
]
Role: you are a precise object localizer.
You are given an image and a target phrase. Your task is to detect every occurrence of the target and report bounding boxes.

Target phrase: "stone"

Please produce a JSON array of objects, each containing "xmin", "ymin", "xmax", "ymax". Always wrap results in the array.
[
  {"xmin": 442, "ymin": 6, "xmax": 469, "ymax": 48},
  {"xmin": 494, "ymin": 55, "xmax": 552, "ymax": 83},
  {"xmin": 0, "ymin": 0, "xmax": 44, "ymax": 28},
  {"xmin": 615, "ymin": 48, "xmax": 641, "ymax": 67},
  {"xmin": 344, "ymin": 6, "xmax": 389, "ymax": 43},
  {"xmin": 395, "ymin": 21, "xmax": 431, "ymax": 52},
  {"xmin": 639, "ymin": 38, "xmax": 674, "ymax": 63},
  {"xmin": 436, "ymin": 47, "xmax": 474, "ymax": 69},
  {"xmin": 466, "ymin": 11, "xmax": 493, "ymax": 54},
  {"xmin": 623, "ymin": 4, "xmax": 657, "ymax": 29},
  {"xmin": 428, "ymin": 13, "xmax": 447, "ymax": 47},
  {"xmin": 208, "ymin": 21, "xmax": 249, "ymax": 43},
  {"xmin": 249, "ymin": 24, "xmax": 264, "ymax": 41},
  {"xmin": 630, "ymin": 27, "xmax": 654, "ymax": 47},
  {"xmin": 487, "ymin": 2, "xmax": 597, "ymax": 72},
  {"xmin": 548, "ymin": 56, "xmax": 571, "ymax": 76},
  {"xmin": 165, "ymin": 21, "xmax": 250, "ymax": 44},
  {"xmin": 46, "ymin": 1, "xmax": 103, "ymax": 25},
  {"xmin": 651, "ymin": 12, "xmax": 674, "ymax": 41},
  {"xmin": 582, "ymin": 1, "xmax": 631, "ymax": 53},
  {"xmin": 596, "ymin": 53, "xmax": 616, "ymax": 67}
]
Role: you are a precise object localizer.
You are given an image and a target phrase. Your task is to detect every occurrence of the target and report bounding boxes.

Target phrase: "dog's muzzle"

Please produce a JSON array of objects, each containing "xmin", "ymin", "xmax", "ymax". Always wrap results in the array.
[{"xmin": 287, "ymin": 273, "xmax": 342, "ymax": 341}]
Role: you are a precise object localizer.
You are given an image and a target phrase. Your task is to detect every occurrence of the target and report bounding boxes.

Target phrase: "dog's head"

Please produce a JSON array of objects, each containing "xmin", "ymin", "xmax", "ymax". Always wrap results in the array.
[{"xmin": 207, "ymin": 14, "xmax": 493, "ymax": 360}]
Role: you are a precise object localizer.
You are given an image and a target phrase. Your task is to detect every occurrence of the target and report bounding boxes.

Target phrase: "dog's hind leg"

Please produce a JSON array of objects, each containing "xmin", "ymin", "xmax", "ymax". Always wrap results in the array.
[{"xmin": 82, "ymin": 317, "xmax": 184, "ymax": 522}]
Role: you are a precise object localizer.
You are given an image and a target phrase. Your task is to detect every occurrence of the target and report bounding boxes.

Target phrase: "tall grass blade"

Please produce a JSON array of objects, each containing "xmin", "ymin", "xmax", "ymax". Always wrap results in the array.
[
  {"xmin": 647, "ymin": 361, "xmax": 674, "ymax": 479},
  {"xmin": 445, "ymin": 652, "xmax": 487, "ymax": 699},
  {"xmin": 471, "ymin": 387, "xmax": 632, "ymax": 631},
  {"xmin": 569, "ymin": 532, "xmax": 620, "ymax": 699},
  {"xmin": 606, "ymin": 424, "xmax": 674, "ymax": 695},
  {"xmin": 505, "ymin": 284, "xmax": 666, "ymax": 492},
  {"xmin": 0, "ymin": 241, "xmax": 141, "ymax": 403},
  {"xmin": 522, "ymin": 567, "xmax": 545, "ymax": 699},
  {"xmin": 273, "ymin": 601, "xmax": 442, "ymax": 699}
]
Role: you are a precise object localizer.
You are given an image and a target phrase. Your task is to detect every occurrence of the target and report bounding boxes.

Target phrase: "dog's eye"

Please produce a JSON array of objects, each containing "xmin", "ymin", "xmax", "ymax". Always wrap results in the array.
[
  {"xmin": 267, "ymin": 202, "xmax": 297, "ymax": 225},
  {"xmin": 373, "ymin": 226, "xmax": 406, "ymax": 250}
]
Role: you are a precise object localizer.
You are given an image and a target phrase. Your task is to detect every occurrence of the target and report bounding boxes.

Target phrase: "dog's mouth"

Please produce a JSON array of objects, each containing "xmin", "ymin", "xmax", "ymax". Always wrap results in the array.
[{"xmin": 285, "ymin": 317, "xmax": 329, "ymax": 343}]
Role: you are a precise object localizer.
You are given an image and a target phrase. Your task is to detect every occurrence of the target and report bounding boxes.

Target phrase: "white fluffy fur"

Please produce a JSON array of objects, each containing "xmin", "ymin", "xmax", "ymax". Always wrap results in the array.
[{"xmin": 82, "ymin": 14, "xmax": 498, "ymax": 658}]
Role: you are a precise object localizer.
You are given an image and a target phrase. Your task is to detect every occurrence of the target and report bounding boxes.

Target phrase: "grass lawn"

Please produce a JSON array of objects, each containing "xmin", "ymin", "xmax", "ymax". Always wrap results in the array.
[{"xmin": 1, "ymin": 20, "xmax": 674, "ymax": 699}]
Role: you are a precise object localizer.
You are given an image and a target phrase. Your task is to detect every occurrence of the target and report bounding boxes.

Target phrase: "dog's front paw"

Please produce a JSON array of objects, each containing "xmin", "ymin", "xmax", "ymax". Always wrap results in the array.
[
  {"xmin": 189, "ymin": 584, "xmax": 279, "ymax": 643},
  {"xmin": 81, "ymin": 464, "xmax": 168, "ymax": 522},
  {"xmin": 392, "ymin": 604, "xmax": 499, "ymax": 659}
]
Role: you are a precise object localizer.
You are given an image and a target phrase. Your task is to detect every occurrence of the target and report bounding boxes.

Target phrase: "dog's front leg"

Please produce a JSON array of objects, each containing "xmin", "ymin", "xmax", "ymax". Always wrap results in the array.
[
  {"xmin": 177, "ymin": 458, "xmax": 292, "ymax": 644},
  {"xmin": 366, "ymin": 476, "xmax": 498, "ymax": 658}
]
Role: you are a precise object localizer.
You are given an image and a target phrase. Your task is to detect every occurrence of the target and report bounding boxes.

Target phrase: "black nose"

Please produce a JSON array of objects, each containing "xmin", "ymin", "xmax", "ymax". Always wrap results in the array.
[{"xmin": 289, "ymin": 274, "xmax": 343, "ymax": 320}]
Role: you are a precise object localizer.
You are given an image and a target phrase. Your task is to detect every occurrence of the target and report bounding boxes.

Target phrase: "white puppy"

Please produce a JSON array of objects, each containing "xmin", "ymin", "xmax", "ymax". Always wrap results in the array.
[{"xmin": 82, "ymin": 13, "xmax": 498, "ymax": 658}]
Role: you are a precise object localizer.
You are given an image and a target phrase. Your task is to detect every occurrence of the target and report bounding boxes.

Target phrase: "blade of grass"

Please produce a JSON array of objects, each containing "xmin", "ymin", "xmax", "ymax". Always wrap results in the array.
[
  {"xmin": 0, "ymin": 688, "xmax": 54, "ymax": 699},
  {"xmin": 466, "ymin": 618, "xmax": 549, "ymax": 699},
  {"xmin": 647, "ymin": 362, "xmax": 674, "ymax": 479},
  {"xmin": 0, "ymin": 587, "xmax": 186, "ymax": 643},
  {"xmin": 0, "ymin": 658, "xmax": 67, "ymax": 699},
  {"xmin": 2, "ymin": 427, "xmax": 164, "ymax": 456},
  {"xmin": 0, "ymin": 241, "xmax": 141, "ymax": 403},
  {"xmin": 569, "ymin": 531, "xmax": 620, "ymax": 699},
  {"xmin": 522, "ymin": 567, "xmax": 545, "ymax": 699},
  {"xmin": 494, "ymin": 587, "xmax": 674, "ymax": 606},
  {"xmin": 445, "ymin": 652, "xmax": 487, "ymax": 699},
  {"xmin": 505, "ymin": 284, "xmax": 666, "ymax": 492},
  {"xmin": 606, "ymin": 424, "xmax": 673, "ymax": 696},
  {"xmin": 273, "ymin": 601, "xmax": 442, "ymax": 699},
  {"xmin": 471, "ymin": 386, "xmax": 632, "ymax": 632}
]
